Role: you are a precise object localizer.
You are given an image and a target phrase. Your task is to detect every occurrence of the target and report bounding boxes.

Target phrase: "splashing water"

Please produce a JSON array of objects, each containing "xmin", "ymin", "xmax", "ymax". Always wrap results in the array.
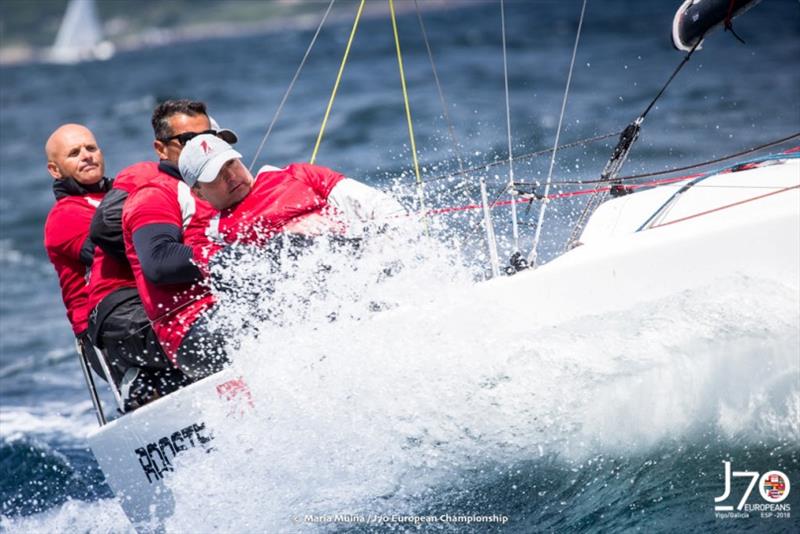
[{"xmin": 124, "ymin": 228, "xmax": 800, "ymax": 533}]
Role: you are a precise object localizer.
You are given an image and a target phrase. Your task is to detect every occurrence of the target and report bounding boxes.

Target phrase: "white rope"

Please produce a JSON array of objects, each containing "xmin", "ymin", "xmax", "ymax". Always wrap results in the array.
[
  {"xmin": 528, "ymin": 0, "xmax": 588, "ymax": 267},
  {"xmin": 249, "ymin": 0, "xmax": 336, "ymax": 171},
  {"xmin": 500, "ymin": 0, "xmax": 520, "ymax": 252}
]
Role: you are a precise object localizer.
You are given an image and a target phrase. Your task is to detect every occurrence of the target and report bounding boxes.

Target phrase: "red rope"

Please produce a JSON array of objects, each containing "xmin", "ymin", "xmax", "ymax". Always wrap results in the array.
[
  {"xmin": 650, "ymin": 185, "xmax": 800, "ymax": 229},
  {"xmin": 424, "ymin": 175, "xmax": 697, "ymax": 217},
  {"xmin": 423, "ymin": 150, "xmax": 799, "ymax": 218},
  {"xmin": 724, "ymin": 0, "xmax": 737, "ymax": 30}
]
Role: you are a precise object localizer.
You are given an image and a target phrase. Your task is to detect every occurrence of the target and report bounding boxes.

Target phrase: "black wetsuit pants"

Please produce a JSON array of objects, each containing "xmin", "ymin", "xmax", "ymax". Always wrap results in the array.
[
  {"xmin": 175, "ymin": 307, "xmax": 230, "ymax": 380},
  {"xmin": 88, "ymin": 288, "xmax": 191, "ymax": 395}
]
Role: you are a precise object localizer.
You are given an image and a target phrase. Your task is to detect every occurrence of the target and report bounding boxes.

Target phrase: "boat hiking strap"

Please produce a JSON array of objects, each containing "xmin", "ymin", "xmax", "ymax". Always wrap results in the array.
[
  {"xmin": 249, "ymin": 0, "xmax": 336, "ymax": 172},
  {"xmin": 389, "ymin": 0, "xmax": 426, "ymax": 225},
  {"xmin": 528, "ymin": 0, "xmax": 588, "ymax": 267},
  {"xmin": 310, "ymin": 0, "xmax": 366, "ymax": 165}
]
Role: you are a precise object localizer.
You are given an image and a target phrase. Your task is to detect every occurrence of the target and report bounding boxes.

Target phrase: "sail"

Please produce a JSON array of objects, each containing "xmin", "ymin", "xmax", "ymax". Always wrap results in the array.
[{"xmin": 48, "ymin": 0, "xmax": 114, "ymax": 63}]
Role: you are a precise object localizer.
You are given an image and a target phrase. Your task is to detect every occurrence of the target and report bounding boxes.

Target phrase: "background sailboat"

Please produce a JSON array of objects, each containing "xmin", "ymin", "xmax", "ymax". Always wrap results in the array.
[{"xmin": 47, "ymin": 0, "xmax": 114, "ymax": 64}]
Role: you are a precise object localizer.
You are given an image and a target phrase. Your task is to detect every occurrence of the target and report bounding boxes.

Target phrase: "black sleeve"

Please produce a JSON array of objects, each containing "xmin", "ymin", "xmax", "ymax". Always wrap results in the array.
[
  {"xmin": 89, "ymin": 188, "xmax": 129, "ymax": 264},
  {"xmin": 79, "ymin": 236, "xmax": 96, "ymax": 267},
  {"xmin": 132, "ymin": 223, "xmax": 202, "ymax": 285}
]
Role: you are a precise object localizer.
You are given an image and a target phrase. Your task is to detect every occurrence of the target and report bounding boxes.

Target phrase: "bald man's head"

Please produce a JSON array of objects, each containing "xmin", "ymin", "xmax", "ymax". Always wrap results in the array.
[{"xmin": 45, "ymin": 124, "xmax": 105, "ymax": 185}]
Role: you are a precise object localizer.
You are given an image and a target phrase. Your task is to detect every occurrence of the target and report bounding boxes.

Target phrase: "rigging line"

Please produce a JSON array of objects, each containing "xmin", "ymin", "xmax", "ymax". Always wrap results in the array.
[
  {"xmin": 397, "ymin": 130, "xmax": 621, "ymax": 187},
  {"xmin": 425, "ymin": 179, "xmax": 800, "ymax": 218},
  {"xmin": 641, "ymin": 35, "xmax": 703, "ymax": 121},
  {"xmin": 413, "ymin": 0, "xmax": 499, "ymax": 276},
  {"xmin": 500, "ymin": 0, "xmax": 520, "ymax": 251},
  {"xmin": 390, "ymin": 0, "xmax": 427, "ymax": 221},
  {"xmin": 563, "ymin": 35, "xmax": 704, "ymax": 252},
  {"xmin": 446, "ymin": 181, "xmax": 511, "ymax": 241},
  {"xmin": 310, "ymin": 0, "xmax": 366, "ymax": 164},
  {"xmin": 553, "ymin": 132, "xmax": 800, "ymax": 185},
  {"xmin": 394, "ymin": 123, "xmax": 781, "ymax": 197},
  {"xmin": 528, "ymin": 0, "xmax": 588, "ymax": 267},
  {"xmin": 429, "ymin": 177, "xmax": 689, "ymax": 217},
  {"xmin": 413, "ymin": 0, "xmax": 465, "ymax": 172},
  {"xmin": 648, "ymin": 185, "xmax": 800, "ymax": 229},
  {"xmin": 249, "ymin": 0, "xmax": 336, "ymax": 171}
]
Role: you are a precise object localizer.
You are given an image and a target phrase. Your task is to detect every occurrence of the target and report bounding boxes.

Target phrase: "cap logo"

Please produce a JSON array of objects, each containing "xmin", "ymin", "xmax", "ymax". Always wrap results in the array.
[{"xmin": 201, "ymin": 140, "xmax": 211, "ymax": 155}]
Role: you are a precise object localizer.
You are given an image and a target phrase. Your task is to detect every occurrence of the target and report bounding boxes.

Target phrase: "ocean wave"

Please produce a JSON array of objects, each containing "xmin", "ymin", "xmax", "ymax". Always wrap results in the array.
[
  {"xmin": 0, "ymin": 498, "xmax": 131, "ymax": 534},
  {"xmin": 0, "ymin": 239, "xmax": 48, "ymax": 272},
  {"xmin": 0, "ymin": 402, "xmax": 99, "ymax": 443},
  {"xmin": 146, "ymin": 235, "xmax": 799, "ymax": 532}
]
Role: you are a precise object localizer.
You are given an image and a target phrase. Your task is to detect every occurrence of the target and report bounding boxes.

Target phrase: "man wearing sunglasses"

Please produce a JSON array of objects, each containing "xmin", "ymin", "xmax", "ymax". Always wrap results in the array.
[
  {"xmin": 109, "ymin": 99, "xmax": 243, "ymax": 385},
  {"xmin": 86, "ymin": 99, "xmax": 237, "ymax": 410}
]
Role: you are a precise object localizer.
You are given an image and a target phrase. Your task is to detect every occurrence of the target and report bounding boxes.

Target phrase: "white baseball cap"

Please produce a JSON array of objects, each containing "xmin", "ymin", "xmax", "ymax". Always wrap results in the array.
[
  {"xmin": 179, "ymin": 134, "xmax": 242, "ymax": 187},
  {"xmin": 209, "ymin": 115, "xmax": 239, "ymax": 145}
]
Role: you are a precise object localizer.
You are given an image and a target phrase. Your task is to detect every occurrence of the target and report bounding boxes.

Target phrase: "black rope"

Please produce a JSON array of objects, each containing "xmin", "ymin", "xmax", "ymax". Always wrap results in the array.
[
  {"xmin": 391, "ymin": 130, "xmax": 622, "ymax": 189},
  {"xmin": 394, "ymin": 32, "xmax": 703, "ymax": 194},
  {"xmin": 525, "ymin": 132, "xmax": 800, "ymax": 186},
  {"xmin": 560, "ymin": 36, "xmax": 706, "ymax": 250},
  {"xmin": 641, "ymin": 38, "xmax": 703, "ymax": 121}
]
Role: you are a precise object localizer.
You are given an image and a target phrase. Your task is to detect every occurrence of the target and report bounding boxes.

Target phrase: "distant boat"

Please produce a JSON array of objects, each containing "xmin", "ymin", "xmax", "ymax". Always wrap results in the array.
[{"xmin": 47, "ymin": 0, "xmax": 115, "ymax": 64}]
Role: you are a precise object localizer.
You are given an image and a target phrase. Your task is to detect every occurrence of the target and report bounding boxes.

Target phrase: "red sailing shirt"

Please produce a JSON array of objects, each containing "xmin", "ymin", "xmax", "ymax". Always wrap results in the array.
[
  {"xmin": 189, "ymin": 163, "xmax": 345, "ymax": 262},
  {"xmin": 87, "ymin": 162, "xmax": 164, "ymax": 312},
  {"xmin": 44, "ymin": 189, "xmax": 106, "ymax": 335},
  {"xmin": 122, "ymin": 174, "xmax": 215, "ymax": 361}
]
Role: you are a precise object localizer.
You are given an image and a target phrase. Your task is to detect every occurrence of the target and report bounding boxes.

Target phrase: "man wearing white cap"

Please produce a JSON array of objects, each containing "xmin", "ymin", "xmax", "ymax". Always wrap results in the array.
[
  {"xmin": 85, "ymin": 102, "xmax": 239, "ymax": 408},
  {"xmin": 180, "ymin": 133, "xmax": 406, "ymax": 253},
  {"xmin": 152, "ymin": 133, "xmax": 406, "ymax": 377}
]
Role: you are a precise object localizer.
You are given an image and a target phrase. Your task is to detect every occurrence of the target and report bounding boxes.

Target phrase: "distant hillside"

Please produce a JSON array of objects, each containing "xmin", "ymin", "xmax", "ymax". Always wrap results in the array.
[
  {"xmin": 0, "ymin": 0, "xmax": 466, "ymax": 64},
  {"xmin": 1, "ymin": 0, "xmax": 321, "ymax": 47},
  {"xmin": 0, "ymin": 0, "xmax": 340, "ymax": 63}
]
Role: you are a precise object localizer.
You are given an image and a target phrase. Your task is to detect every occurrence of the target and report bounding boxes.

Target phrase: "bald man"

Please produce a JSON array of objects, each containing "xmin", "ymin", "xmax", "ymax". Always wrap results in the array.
[
  {"xmin": 44, "ymin": 124, "xmax": 111, "ymax": 334},
  {"xmin": 44, "ymin": 124, "xmax": 113, "ymax": 393}
]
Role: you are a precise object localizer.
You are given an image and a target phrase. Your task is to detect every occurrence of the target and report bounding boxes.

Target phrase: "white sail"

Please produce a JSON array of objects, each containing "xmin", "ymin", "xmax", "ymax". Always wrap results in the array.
[{"xmin": 48, "ymin": 0, "xmax": 114, "ymax": 64}]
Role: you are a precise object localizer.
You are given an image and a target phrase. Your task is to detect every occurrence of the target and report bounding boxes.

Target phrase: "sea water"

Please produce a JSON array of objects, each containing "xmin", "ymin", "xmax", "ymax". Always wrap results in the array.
[{"xmin": 1, "ymin": 1, "xmax": 799, "ymax": 532}]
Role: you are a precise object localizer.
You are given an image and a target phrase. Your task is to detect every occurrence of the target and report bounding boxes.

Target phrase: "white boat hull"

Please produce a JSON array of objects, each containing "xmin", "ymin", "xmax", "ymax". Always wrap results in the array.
[
  {"xmin": 88, "ymin": 369, "xmax": 252, "ymax": 528},
  {"xmin": 89, "ymin": 155, "xmax": 800, "ymax": 529}
]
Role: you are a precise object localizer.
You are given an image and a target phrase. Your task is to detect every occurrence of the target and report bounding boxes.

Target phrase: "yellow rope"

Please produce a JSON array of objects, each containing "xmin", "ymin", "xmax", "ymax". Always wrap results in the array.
[
  {"xmin": 389, "ymin": 0, "xmax": 427, "ymax": 219},
  {"xmin": 310, "ymin": 0, "xmax": 366, "ymax": 164}
]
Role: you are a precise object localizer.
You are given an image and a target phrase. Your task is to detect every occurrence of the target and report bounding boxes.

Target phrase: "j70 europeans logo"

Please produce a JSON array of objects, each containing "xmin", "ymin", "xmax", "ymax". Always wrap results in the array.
[{"xmin": 714, "ymin": 461, "xmax": 791, "ymax": 519}]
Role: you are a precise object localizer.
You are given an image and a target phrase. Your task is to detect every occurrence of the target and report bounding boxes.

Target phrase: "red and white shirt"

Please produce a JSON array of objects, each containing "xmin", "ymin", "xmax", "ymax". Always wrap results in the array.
[
  {"xmin": 122, "ymin": 174, "xmax": 215, "ymax": 361},
  {"xmin": 188, "ymin": 163, "xmax": 346, "ymax": 262}
]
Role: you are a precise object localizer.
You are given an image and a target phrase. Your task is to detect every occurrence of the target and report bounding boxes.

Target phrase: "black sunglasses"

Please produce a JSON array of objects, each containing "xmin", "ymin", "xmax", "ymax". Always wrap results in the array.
[{"xmin": 160, "ymin": 129, "xmax": 218, "ymax": 146}]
